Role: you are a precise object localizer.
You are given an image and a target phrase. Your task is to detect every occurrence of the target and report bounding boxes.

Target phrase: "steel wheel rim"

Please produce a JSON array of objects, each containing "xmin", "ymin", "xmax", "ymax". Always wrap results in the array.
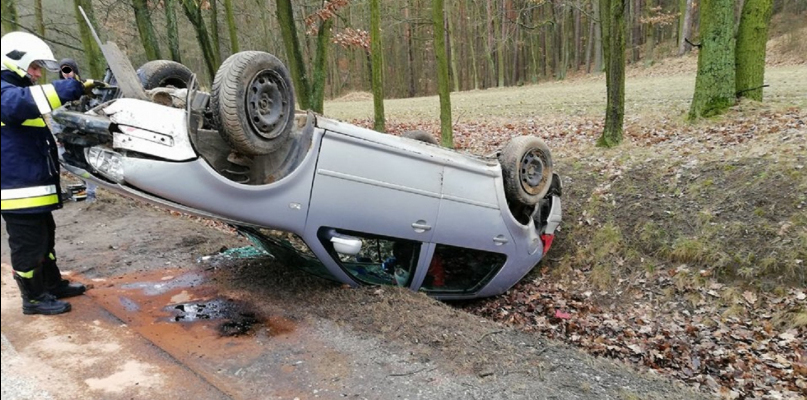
[
  {"xmin": 246, "ymin": 69, "xmax": 289, "ymax": 140},
  {"xmin": 520, "ymin": 148, "xmax": 546, "ymax": 195}
]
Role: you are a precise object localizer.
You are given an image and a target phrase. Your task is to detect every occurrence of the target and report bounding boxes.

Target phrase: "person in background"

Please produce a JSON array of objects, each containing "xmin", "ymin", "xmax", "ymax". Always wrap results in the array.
[
  {"xmin": 1, "ymin": 32, "xmax": 100, "ymax": 315},
  {"xmin": 58, "ymin": 58, "xmax": 97, "ymax": 203}
]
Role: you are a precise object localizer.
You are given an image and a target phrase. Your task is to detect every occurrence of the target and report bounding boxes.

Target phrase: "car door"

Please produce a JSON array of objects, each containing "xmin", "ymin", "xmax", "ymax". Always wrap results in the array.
[
  {"xmin": 417, "ymin": 164, "xmax": 512, "ymax": 295},
  {"xmin": 306, "ymin": 130, "xmax": 443, "ymax": 242}
]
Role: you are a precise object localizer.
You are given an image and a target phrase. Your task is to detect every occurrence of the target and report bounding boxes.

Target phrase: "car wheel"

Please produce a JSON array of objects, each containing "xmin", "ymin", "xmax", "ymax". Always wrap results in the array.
[
  {"xmin": 402, "ymin": 130, "xmax": 439, "ymax": 145},
  {"xmin": 500, "ymin": 136, "xmax": 553, "ymax": 206},
  {"xmin": 211, "ymin": 51, "xmax": 295, "ymax": 156},
  {"xmin": 137, "ymin": 60, "xmax": 195, "ymax": 89}
]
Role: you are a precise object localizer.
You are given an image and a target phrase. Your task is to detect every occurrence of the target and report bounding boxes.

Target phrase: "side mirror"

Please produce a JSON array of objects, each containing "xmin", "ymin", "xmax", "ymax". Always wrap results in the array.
[{"xmin": 329, "ymin": 232, "xmax": 362, "ymax": 256}]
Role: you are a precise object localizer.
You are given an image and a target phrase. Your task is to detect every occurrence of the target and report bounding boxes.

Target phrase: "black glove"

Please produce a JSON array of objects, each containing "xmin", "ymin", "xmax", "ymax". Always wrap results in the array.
[{"xmin": 82, "ymin": 79, "xmax": 107, "ymax": 96}]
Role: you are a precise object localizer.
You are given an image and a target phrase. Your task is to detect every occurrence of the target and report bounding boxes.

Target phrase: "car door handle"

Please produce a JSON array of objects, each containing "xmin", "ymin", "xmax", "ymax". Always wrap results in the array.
[
  {"xmin": 493, "ymin": 235, "xmax": 509, "ymax": 245},
  {"xmin": 411, "ymin": 220, "xmax": 432, "ymax": 233}
]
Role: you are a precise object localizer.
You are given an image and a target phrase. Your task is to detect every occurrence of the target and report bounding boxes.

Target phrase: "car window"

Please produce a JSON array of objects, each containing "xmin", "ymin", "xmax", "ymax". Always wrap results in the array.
[
  {"xmin": 239, "ymin": 227, "xmax": 335, "ymax": 281},
  {"xmin": 319, "ymin": 228, "xmax": 420, "ymax": 287},
  {"xmin": 419, "ymin": 244, "xmax": 506, "ymax": 294}
]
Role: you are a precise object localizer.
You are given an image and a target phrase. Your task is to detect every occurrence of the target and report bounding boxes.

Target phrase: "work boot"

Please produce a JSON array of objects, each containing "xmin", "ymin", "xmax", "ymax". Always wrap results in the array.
[
  {"xmin": 42, "ymin": 258, "xmax": 86, "ymax": 298},
  {"xmin": 13, "ymin": 268, "xmax": 71, "ymax": 315}
]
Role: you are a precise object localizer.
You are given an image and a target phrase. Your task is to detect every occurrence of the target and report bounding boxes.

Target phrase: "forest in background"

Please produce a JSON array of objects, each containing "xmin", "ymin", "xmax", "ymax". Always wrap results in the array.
[{"xmin": 1, "ymin": 0, "xmax": 805, "ymax": 101}]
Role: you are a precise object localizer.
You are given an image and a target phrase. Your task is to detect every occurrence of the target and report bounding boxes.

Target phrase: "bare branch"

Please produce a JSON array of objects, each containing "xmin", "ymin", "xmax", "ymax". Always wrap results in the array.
[{"xmin": 0, "ymin": 17, "xmax": 84, "ymax": 51}]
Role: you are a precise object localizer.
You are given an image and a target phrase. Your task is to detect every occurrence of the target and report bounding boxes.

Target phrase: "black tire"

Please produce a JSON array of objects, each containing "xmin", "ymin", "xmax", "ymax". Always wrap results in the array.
[
  {"xmin": 137, "ymin": 60, "xmax": 195, "ymax": 90},
  {"xmin": 402, "ymin": 130, "xmax": 439, "ymax": 145},
  {"xmin": 500, "ymin": 136, "xmax": 553, "ymax": 206},
  {"xmin": 211, "ymin": 51, "xmax": 295, "ymax": 155}
]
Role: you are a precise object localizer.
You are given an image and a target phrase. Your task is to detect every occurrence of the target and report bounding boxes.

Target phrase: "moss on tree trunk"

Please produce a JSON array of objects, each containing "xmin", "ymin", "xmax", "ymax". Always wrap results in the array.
[
  {"xmin": 132, "ymin": 0, "xmax": 162, "ymax": 61},
  {"xmin": 433, "ymin": 0, "xmax": 453, "ymax": 148},
  {"xmin": 688, "ymin": 0, "xmax": 736, "ymax": 120},
  {"xmin": 275, "ymin": 0, "xmax": 311, "ymax": 110},
  {"xmin": 736, "ymin": 0, "xmax": 772, "ymax": 102},
  {"xmin": 74, "ymin": 0, "xmax": 105, "ymax": 79},
  {"xmin": 597, "ymin": 0, "xmax": 626, "ymax": 148}
]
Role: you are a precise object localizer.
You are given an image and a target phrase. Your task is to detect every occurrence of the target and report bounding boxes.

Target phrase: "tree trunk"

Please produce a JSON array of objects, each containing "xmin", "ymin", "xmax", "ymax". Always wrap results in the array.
[
  {"xmin": 132, "ymin": 0, "xmax": 162, "ymax": 60},
  {"xmin": 585, "ymin": 2, "xmax": 594, "ymax": 73},
  {"xmin": 593, "ymin": 0, "xmax": 603, "ymax": 73},
  {"xmin": 447, "ymin": 0, "xmax": 460, "ymax": 92},
  {"xmin": 644, "ymin": 0, "xmax": 655, "ymax": 67},
  {"xmin": 34, "ymin": 0, "xmax": 45, "ymax": 36},
  {"xmin": 74, "ymin": 0, "xmax": 105, "ymax": 78},
  {"xmin": 688, "ymin": 0, "xmax": 735, "ymax": 119},
  {"xmin": 223, "ymin": 0, "xmax": 239, "ymax": 54},
  {"xmin": 405, "ymin": 2, "xmax": 416, "ymax": 97},
  {"xmin": 181, "ymin": 0, "xmax": 219, "ymax": 79},
  {"xmin": 486, "ymin": 0, "xmax": 497, "ymax": 87},
  {"xmin": 370, "ymin": 0, "xmax": 385, "ymax": 131},
  {"xmin": 165, "ymin": 0, "xmax": 182, "ymax": 63},
  {"xmin": 210, "ymin": 0, "xmax": 222, "ymax": 61},
  {"xmin": 1, "ymin": 0, "xmax": 17, "ymax": 33},
  {"xmin": 275, "ymin": 0, "xmax": 311, "ymax": 110},
  {"xmin": 311, "ymin": 18, "xmax": 332, "ymax": 113},
  {"xmin": 433, "ymin": 0, "xmax": 453, "ymax": 147},
  {"xmin": 735, "ymin": 0, "xmax": 772, "ymax": 101},
  {"xmin": 678, "ymin": 0, "xmax": 693, "ymax": 55},
  {"xmin": 496, "ymin": 0, "xmax": 505, "ymax": 87},
  {"xmin": 597, "ymin": 0, "xmax": 625, "ymax": 148},
  {"xmin": 574, "ymin": 0, "xmax": 581, "ymax": 71},
  {"xmin": 468, "ymin": 0, "xmax": 480, "ymax": 89}
]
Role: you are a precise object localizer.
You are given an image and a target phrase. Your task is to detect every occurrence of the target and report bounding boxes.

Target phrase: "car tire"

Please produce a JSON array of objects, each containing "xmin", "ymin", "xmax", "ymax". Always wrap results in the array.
[
  {"xmin": 402, "ymin": 130, "xmax": 439, "ymax": 145},
  {"xmin": 500, "ymin": 136, "xmax": 553, "ymax": 206},
  {"xmin": 211, "ymin": 51, "xmax": 295, "ymax": 156},
  {"xmin": 137, "ymin": 60, "xmax": 195, "ymax": 90}
]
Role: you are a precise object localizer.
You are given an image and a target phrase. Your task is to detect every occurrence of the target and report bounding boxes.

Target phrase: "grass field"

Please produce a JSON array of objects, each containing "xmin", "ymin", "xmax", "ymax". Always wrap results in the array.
[{"xmin": 326, "ymin": 64, "xmax": 807, "ymax": 124}]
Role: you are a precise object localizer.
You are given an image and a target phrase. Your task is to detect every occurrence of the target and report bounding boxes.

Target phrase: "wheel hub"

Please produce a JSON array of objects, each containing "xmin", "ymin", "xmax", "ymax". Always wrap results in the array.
[
  {"xmin": 520, "ymin": 149, "xmax": 546, "ymax": 195},
  {"xmin": 247, "ymin": 70, "xmax": 288, "ymax": 140}
]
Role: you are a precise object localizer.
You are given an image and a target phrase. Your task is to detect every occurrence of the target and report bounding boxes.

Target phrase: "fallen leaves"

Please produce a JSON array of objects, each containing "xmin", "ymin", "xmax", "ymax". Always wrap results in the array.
[{"xmin": 465, "ymin": 273, "xmax": 807, "ymax": 400}]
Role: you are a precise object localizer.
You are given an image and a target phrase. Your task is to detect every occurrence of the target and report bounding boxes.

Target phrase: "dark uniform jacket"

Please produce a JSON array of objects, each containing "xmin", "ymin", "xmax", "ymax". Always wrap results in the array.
[{"xmin": 1, "ymin": 70, "xmax": 83, "ymax": 214}]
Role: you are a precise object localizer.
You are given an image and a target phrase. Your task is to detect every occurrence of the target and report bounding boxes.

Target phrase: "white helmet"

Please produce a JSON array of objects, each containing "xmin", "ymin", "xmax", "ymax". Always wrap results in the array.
[{"xmin": 1, "ymin": 31, "xmax": 59, "ymax": 78}]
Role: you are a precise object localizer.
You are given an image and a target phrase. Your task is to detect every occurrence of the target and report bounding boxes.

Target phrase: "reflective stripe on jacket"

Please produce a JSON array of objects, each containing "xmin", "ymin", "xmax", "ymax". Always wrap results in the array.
[{"xmin": 1, "ymin": 70, "xmax": 83, "ymax": 214}]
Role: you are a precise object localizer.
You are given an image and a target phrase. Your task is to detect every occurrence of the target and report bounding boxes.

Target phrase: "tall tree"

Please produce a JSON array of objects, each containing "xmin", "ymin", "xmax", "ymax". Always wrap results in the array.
[
  {"xmin": 311, "ymin": 17, "xmax": 332, "ymax": 114},
  {"xmin": 688, "ymin": 0, "xmax": 735, "ymax": 119},
  {"xmin": 276, "ymin": 0, "xmax": 310, "ymax": 109},
  {"xmin": 447, "ymin": 0, "xmax": 460, "ymax": 92},
  {"xmin": 433, "ymin": 0, "xmax": 453, "ymax": 147},
  {"xmin": 735, "ymin": 0, "xmax": 772, "ymax": 101},
  {"xmin": 486, "ymin": 0, "xmax": 497, "ymax": 87},
  {"xmin": 223, "ymin": 0, "xmax": 239, "ymax": 53},
  {"xmin": 165, "ymin": 0, "xmax": 182, "ymax": 62},
  {"xmin": 1, "ymin": 0, "xmax": 18, "ymax": 33},
  {"xmin": 34, "ymin": 0, "xmax": 45, "ymax": 37},
  {"xmin": 74, "ymin": 0, "xmax": 105, "ymax": 78},
  {"xmin": 678, "ymin": 0, "xmax": 694, "ymax": 55},
  {"xmin": 132, "ymin": 0, "xmax": 162, "ymax": 60},
  {"xmin": 370, "ymin": 0, "xmax": 385, "ymax": 131},
  {"xmin": 496, "ymin": 0, "xmax": 505, "ymax": 87},
  {"xmin": 181, "ymin": 0, "xmax": 220, "ymax": 78},
  {"xmin": 275, "ymin": 0, "xmax": 340, "ymax": 113},
  {"xmin": 597, "ymin": 0, "xmax": 626, "ymax": 148},
  {"xmin": 404, "ymin": 1, "xmax": 417, "ymax": 97},
  {"xmin": 210, "ymin": 0, "xmax": 222, "ymax": 60}
]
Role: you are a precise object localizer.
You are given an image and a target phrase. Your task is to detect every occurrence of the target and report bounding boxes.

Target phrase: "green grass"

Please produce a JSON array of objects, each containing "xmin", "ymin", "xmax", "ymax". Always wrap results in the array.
[{"xmin": 325, "ymin": 66, "xmax": 807, "ymax": 123}]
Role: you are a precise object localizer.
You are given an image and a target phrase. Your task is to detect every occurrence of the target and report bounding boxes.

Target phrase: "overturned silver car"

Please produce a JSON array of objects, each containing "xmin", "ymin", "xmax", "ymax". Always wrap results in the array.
[{"xmin": 54, "ymin": 43, "xmax": 561, "ymax": 300}]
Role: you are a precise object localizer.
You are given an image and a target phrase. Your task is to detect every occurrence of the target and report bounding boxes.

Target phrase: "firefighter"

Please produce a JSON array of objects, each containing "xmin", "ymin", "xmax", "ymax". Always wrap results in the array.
[{"xmin": 1, "ymin": 31, "xmax": 101, "ymax": 315}]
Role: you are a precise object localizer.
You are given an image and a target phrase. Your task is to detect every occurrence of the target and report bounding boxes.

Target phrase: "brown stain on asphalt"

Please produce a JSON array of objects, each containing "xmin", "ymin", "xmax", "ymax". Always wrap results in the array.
[
  {"xmin": 65, "ymin": 268, "xmax": 353, "ymax": 398},
  {"xmin": 79, "ymin": 269, "xmax": 285, "ymax": 360}
]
